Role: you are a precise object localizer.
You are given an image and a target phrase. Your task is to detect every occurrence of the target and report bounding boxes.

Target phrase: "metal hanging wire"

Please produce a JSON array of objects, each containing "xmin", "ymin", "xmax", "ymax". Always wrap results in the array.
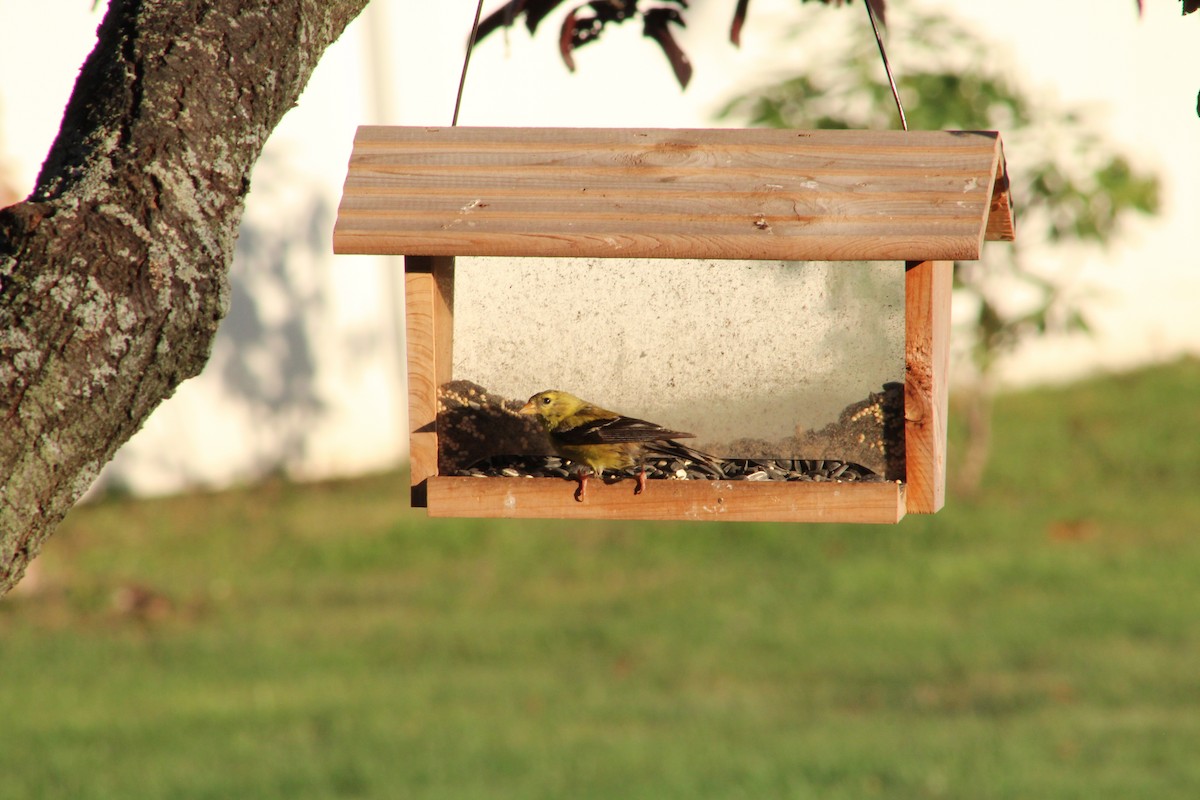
[
  {"xmin": 864, "ymin": 1, "xmax": 908, "ymax": 131},
  {"xmin": 453, "ymin": 0, "xmax": 488, "ymax": 126}
]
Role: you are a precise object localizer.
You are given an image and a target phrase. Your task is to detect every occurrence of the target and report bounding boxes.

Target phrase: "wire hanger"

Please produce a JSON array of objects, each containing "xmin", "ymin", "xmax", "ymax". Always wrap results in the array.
[
  {"xmin": 453, "ymin": 0, "xmax": 488, "ymax": 126},
  {"xmin": 865, "ymin": 1, "xmax": 907, "ymax": 131}
]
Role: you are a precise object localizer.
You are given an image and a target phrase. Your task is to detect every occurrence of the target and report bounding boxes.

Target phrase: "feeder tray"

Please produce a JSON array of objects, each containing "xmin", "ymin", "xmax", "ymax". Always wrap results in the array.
[{"xmin": 334, "ymin": 126, "xmax": 1014, "ymax": 523}]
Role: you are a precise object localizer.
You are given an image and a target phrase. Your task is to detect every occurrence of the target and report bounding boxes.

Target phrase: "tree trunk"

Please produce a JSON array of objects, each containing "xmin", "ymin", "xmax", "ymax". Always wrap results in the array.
[
  {"xmin": 953, "ymin": 376, "xmax": 995, "ymax": 498},
  {"xmin": 0, "ymin": 0, "xmax": 369, "ymax": 595}
]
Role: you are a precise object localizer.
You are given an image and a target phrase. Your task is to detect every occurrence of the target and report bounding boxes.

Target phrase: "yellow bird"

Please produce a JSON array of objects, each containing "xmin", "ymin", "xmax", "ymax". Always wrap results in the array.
[{"xmin": 519, "ymin": 389, "xmax": 716, "ymax": 501}]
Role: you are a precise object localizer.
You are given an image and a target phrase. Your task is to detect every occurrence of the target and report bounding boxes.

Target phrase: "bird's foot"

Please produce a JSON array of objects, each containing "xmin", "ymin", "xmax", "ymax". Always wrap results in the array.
[
  {"xmin": 574, "ymin": 471, "xmax": 589, "ymax": 502},
  {"xmin": 635, "ymin": 468, "xmax": 647, "ymax": 495}
]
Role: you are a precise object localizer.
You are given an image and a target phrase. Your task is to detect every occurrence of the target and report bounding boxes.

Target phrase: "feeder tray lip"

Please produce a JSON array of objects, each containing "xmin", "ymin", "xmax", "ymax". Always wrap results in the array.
[
  {"xmin": 423, "ymin": 475, "xmax": 908, "ymax": 524},
  {"xmin": 334, "ymin": 126, "xmax": 1015, "ymax": 263}
]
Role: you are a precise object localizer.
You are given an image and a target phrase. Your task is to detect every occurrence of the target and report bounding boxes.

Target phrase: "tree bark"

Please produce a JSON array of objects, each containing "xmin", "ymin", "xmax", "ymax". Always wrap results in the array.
[{"xmin": 0, "ymin": 0, "xmax": 369, "ymax": 595}]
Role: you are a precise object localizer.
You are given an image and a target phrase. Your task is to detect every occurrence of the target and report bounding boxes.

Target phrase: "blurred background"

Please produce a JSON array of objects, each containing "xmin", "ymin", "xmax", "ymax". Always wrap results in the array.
[{"xmin": 2, "ymin": 1, "xmax": 1199, "ymax": 797}]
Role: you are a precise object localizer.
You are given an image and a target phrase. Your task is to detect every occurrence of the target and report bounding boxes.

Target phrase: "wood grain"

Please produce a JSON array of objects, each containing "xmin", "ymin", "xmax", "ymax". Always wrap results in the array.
[
  {"xmin": 404, "ymin": 255, "xmax": 454, "ymax": 507},
  {"xmin": 903, "ymin": 260, "xmax": 953, "ymax": 513},
  {"xmin": 984, "ymin": 137, "xmax": 1016, "ymax": 242},
  {"xmin": 427, "ymin": 476, "xmax": 906, "ymax": 523},
  {"xmin": 334, "ymin": 127, "xmax": 1014, "ymax": 262}
]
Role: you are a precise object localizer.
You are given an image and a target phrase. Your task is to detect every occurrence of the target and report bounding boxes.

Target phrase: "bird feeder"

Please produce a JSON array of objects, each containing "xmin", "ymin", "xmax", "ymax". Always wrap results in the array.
[{"xmin": 333, "ymin": 126, "xmax": 1014, "ymax": 523}]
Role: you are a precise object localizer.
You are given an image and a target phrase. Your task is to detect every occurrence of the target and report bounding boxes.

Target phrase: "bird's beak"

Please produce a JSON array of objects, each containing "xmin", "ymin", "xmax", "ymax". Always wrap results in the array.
[{"xmin": 518, "ymin": 401, "xmax": 535, "ymax": 415}]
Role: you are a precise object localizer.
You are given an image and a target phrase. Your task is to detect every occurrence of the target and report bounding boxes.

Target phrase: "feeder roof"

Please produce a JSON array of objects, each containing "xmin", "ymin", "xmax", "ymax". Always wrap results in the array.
[{"xmin": 334, "ymin": 126, "xmax": 1014, "ymax": 262}]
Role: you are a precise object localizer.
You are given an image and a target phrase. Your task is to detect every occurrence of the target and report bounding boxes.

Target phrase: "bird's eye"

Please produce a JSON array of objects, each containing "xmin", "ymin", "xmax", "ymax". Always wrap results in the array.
[{"xmin": 541, "ymin": 396, "xmax": 552, "ymax": 405}]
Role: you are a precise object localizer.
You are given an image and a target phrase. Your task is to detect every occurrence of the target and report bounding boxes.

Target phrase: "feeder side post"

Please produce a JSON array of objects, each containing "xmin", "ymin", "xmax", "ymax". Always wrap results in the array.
[
  {"xmin": 904, "ymin": 259, "xmax": 952, "ymax": 513},
  {"xmin": 405, "ymin": 255, "xmax": 455, "ymax": 507}
]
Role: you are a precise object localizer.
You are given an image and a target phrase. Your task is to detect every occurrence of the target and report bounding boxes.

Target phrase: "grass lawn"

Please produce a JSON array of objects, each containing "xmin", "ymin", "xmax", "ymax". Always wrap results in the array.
[{"xmin": 3, "ymin": 359, "xmax": 1199, "ymax": 799}]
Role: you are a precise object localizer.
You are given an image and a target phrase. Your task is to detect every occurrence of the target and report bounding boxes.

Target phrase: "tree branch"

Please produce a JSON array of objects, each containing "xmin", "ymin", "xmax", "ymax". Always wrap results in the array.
[{"xmin": 0, "ymin": 0, "xmax": 368, "ymax": 594}]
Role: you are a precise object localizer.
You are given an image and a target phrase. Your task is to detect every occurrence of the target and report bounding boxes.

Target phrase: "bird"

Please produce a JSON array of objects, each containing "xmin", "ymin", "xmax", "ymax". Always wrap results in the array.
[{"xmin": 518, "ymin": 389, "xmax": 719, "ymax": 501}]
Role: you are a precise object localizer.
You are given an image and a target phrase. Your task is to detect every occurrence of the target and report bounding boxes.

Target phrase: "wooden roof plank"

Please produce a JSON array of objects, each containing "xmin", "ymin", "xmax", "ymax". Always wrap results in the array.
[{"xmin": 334, "ymin": 126, "xmax": 1014, "ymax": 261}]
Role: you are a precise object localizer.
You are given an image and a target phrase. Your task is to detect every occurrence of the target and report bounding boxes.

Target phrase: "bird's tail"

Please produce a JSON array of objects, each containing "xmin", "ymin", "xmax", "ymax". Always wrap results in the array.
[{"xmin": 644, "ymin": 439, "xmax": 725, "ymax": 479}]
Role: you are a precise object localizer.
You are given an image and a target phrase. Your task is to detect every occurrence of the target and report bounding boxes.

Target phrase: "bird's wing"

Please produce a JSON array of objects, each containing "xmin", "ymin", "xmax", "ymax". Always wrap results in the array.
[{"xmin": 555, "ymin": 415, "xmax": 695, "ymax": 446}]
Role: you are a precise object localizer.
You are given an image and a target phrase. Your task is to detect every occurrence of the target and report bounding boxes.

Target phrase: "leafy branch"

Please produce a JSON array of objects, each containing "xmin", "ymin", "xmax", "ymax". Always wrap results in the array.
[
  {"xmin": 475, "ymin": 0, "xmax": 887, "ymax": 88},
  {"xmin": 474, "ymin": 0, "xmax": 1189, "ymax": 92}
]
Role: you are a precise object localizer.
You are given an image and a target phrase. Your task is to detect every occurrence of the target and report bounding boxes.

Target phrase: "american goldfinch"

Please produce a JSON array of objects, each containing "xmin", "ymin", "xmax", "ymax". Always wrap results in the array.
[{"xmin": 519, "ymin": 389, "xmax": 717, "ymax": 501}]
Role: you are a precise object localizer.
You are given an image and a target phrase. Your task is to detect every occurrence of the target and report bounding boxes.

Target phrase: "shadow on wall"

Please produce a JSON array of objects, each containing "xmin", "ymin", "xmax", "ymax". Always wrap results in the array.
[{"xmin": 215, "ymin": 168, "xmax": 331, "ymax": 473}]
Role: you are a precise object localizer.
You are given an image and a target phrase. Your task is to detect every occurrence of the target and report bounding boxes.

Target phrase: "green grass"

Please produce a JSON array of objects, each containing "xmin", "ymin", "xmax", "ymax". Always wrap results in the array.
[{"xmin": 3, "ymin": 358, "xmax": 1200, "ymax": 799}]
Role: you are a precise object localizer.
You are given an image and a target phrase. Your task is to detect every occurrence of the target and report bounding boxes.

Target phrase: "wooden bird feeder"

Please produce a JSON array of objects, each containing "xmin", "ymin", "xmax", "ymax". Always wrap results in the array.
[{"xmin": 334, "ymin": 126, "xmax": 1014, "ymax": 523}]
